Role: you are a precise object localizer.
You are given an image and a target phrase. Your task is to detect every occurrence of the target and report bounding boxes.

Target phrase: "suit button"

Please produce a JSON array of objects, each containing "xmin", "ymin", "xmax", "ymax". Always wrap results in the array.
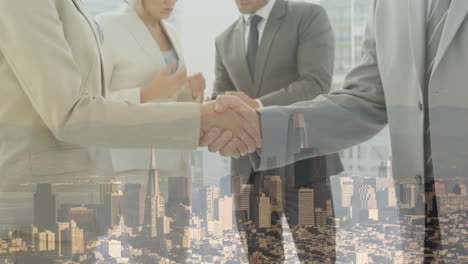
[
  {"xmin": 415, "ymin": 174, "xmax": 423, "ymax": 185},
  {"xmin": 418, "ymin": 101, "xmax": 423, "ymax": 111}
]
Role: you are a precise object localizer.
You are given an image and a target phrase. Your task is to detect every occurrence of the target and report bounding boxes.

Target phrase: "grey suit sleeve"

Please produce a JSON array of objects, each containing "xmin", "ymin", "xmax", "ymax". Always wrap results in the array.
[
  {"xmin": 252, "ymin": 0, "xmax": 388, "ymax": 171},
  {"xmin": 212, "ymin": 39, "xmax": 236, "ymax": 97},
  {"xmin": 258, "ymin": 5, "xmax": 335, "ymax": 106}
]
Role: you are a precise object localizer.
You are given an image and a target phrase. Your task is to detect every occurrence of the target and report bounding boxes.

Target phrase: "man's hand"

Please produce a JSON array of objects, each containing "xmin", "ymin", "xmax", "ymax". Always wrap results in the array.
[
  {"xmin": 225, "ymin": 91, "xmax": 260, "ymax": 109},
  {"xmin": 199, "ymin": 95, "xmax": 262, "ymax": 157},
  {"xmin": 188, "ymin": 73, "xmax": 206, "ymax": 100}
]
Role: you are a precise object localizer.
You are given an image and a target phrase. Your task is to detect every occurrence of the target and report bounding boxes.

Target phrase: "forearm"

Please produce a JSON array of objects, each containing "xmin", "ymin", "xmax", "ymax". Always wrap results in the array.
[
  {"xmin": 252, "ymin": 95, "xmax": 387, "ymax": 171},
  {"xmin": 107, "ymin": 87, "xmax": 141, "ymax": 104},
  {"xmin": 56, "ymin": 97, "xmax": 201, "ymax": 150},
  {"xmin": 258, "ymin": 75, "xmax": 332, "ymax": 107}
]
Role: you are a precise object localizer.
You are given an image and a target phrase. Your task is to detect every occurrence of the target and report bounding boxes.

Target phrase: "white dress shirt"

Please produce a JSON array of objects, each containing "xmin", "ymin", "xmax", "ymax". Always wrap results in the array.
[
  {"xmin": 243, "ymin": 0, "xmax": 277, "ymax": 52},
  {"xmin": 242, "ymin": 0, "xmax": 277, "ymax": 108}
]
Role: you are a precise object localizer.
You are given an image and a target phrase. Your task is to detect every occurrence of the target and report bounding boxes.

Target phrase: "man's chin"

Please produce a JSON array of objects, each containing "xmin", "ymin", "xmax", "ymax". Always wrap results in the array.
[{"xmin": 238, "ymin": 7, "xmax": 253, "ymax": 14}]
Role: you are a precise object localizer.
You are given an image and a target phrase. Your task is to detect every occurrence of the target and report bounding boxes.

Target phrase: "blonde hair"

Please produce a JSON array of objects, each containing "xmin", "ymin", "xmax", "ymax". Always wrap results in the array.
[{"xmin": 125, "ymin": 0, "xmax": 144, "ymax": 14}]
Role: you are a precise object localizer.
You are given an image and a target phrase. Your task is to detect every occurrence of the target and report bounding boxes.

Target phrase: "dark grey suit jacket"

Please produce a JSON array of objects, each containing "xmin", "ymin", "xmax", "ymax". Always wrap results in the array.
[{"xmin": 213, "ymin": 0, "xmax": 342, "ymax": 182}]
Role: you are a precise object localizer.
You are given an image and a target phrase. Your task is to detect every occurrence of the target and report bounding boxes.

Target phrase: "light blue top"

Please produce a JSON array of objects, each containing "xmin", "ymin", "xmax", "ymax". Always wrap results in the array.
[{"xmin": 162, "ymin": 49, "xmax": 179, "ymax": 74}]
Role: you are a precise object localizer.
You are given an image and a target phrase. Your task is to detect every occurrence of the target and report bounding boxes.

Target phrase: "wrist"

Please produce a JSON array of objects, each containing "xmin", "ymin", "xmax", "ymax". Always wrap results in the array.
[
  {"xmin": 140, "ymin": 86, "xmax": 150, "ymax": 103},
  {"xmin": 200, "ymin": 103, "xmax": 215, "ymax": 131},
  {"xmin": 141, "ymin": 83, "xmax": 165, "ymax": 103}
]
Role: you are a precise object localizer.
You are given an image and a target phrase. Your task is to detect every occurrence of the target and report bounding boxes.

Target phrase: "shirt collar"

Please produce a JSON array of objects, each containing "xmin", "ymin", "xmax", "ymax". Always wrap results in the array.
[{"xmin": 243, "ymin": 0, "xmax": 277, "ymax": 25}]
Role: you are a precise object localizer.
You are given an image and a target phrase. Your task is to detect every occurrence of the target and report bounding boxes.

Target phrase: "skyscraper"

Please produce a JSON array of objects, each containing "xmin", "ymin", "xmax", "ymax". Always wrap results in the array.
[
  {"xmin": 203, "ymin": 186, "xmax": 220, "ymax": 222},
  {"xmin": 255, "ymin": 194, "xmax": 271, "ymax": 229},
  {"xmin": 103, "ymin": 187, "xmax": 122, "ymax": 231},
  {"xmin": 144, "ymin": 148, "xmax": 165, "ymax": 237},
  {"xmin": 217, "ymin": 196, "xmax": 233, "ymax": 231},
  {"xmin": 56, "ymin": 220, "xmax": 84, "ymax": 257},
  {"xmin": 99, "ymin": 182, "xmax": 121, "ymax": 204},
  {"xmin": 30, "ymin": 225, "xmax": 38, "ymax": 249},
  {"xmin": 387, "ymin": 187, "xmax": 397, "ymax": 207},
  {"xmin": 122, "ymin": 183, "xmax": 144, "ymax": 229},
  {"xmin": 167, "ymin": 176, "xmax": 192, "ymax": 219},
  {"xmin": 68, "ymin": 207, "xmax": 97, "ymax": 234},
  {"xmin": 298, "ymin": 188, "xmax": 315, "ymax": 226},
  {"xmin": 320, "ymin": 0, "xmax": 372, "ymax": 78},
  {"xmin": 331, "ymin": 176, "xmax": 354, "ymax": 208},
  {"xmin": 34, "ymin": 184, "xmax": 58, "ymax": 232},
  {"xmin": 357, "ymin": 185, "xmax": 379, "ymax": 221},
  {"xmin": 315, "ymin": 209, "xmax": 327, "ymax": 227},
  {"xmin": 295, "ymin": 155, "xmax": 331, "ymax": 211},
  {"xmin": 173, "ymin": 203, "xmax": 190, "ymax": 229},
  {"xmin": 293, "ymin": 112, "xmax": 310, "ymax": 152},
  {"xmin": 56, "ymin": 222, "xmax": 69, "ymax": 257},
  {"xmin": 399, "ymin": 183, "xmax": 416, "ymax": 209},
  {"xmin": 377, "ymin": 186, "xmax": 397, "ymax": 209},
  {"xmin": 263, "ymin": 175, "xmax": 283, "ymax": 212},
  {"xmin": 237, "ymin": 184, "xmax": 252, "ymax": 219},
  {"xmin": 34, "ymin": 230, "xmax": 55, "ymax": 252},
  {"xmin": 69, "ymin": 220, "xmax": 84, "ymax": 255}
]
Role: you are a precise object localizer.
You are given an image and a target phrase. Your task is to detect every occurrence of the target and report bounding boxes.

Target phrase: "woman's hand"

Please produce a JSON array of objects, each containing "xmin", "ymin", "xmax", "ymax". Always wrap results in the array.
[
  {"xmin": 188, "ymin": 73, "xmax": 206, "ymax": 100},
  {"xmin": 140, "ymin": 61, "xmax": 187, "ymax": 103}
]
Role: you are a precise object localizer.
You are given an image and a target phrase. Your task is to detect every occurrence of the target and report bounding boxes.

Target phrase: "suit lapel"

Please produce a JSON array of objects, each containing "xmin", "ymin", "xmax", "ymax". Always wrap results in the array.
[
  {"xmin": 126, "ymin": 12, "xmax": 165, "ymax": 66},
  {"xmin": 432, "ymin": 0, "xmax": 468, "ymax": 75},
  {"xmin": 161, "ymin": 20, "xmax": 184, "ymax": 69},
  {"xmin": 71, "ymin": 0, "xmax": 107, "ymax": 94},
  {"xmin": 233, "ymin": 18, "xmax": 254, "ymax": 94},
  {"xmin": 253, "ymin": 0, "xmax": 287, "ymax": 97},
  {"xmin": 407, "ymin": 0, "xmax": 427, "ymax": 92}
]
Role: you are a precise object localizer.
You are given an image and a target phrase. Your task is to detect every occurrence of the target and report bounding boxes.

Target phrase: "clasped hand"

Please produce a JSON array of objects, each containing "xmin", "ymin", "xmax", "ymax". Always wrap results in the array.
[{"xmin": 199, "ymin": 95, "xmax": 262, "ymax": 158}]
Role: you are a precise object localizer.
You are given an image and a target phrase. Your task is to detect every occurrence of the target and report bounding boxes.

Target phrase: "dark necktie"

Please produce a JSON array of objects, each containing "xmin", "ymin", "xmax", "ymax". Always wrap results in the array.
[{"xmin": 246, "ymin": 15, "xmax": 263, "ymax": 80}]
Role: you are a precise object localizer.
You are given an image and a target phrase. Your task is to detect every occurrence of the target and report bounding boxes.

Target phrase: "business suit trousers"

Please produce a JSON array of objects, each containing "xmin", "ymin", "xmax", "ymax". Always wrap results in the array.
[{"xmin": 234, "ymin": 157, "xmax": 337, "ymax": 263}]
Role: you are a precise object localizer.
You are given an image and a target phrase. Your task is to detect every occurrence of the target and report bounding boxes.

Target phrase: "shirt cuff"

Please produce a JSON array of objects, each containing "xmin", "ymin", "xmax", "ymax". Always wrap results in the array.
[
  {"xmin": 256, "ymin": 99, "xmax": 264, "ymax": 108},
  {"xmin": 249, "ymin": 106, "xmax": 292, "ymax": 171}
]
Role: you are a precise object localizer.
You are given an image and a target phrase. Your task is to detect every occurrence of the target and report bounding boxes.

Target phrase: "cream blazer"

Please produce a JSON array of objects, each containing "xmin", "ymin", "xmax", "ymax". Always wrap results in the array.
[
  {"xmin": 96, "ymin": 9, "xmax": 201, "ymax": 172},
  {"xmin": 0, "ymin": 0, "xmax": 200, "ymax": 186},
  {"xmin": 97, "ymin": 9, "xmax": 200, "ymax": 104}
]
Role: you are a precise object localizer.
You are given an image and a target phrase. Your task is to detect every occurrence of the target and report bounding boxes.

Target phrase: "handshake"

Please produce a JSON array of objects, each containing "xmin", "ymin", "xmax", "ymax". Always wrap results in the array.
[{"xmin": 199, "ymin": 95, "xmax": 262, "ymax": 158}]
